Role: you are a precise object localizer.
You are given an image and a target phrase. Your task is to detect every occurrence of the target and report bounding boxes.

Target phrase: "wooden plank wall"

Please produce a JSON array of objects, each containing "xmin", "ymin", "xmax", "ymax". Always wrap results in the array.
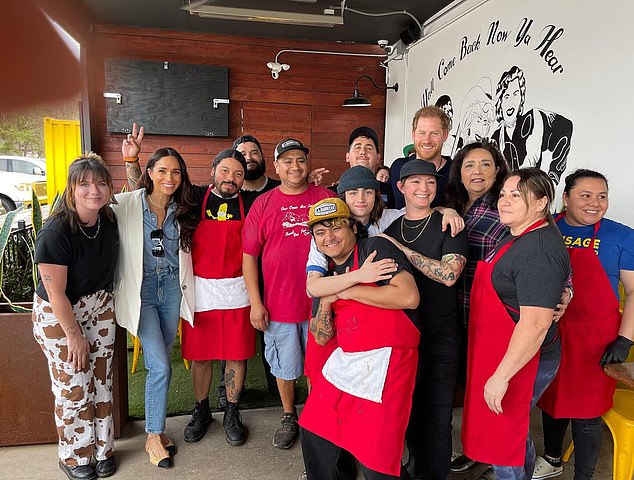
[{"xmin": 88, "ymin": 25, "xmax": 388, "ymax": 189}]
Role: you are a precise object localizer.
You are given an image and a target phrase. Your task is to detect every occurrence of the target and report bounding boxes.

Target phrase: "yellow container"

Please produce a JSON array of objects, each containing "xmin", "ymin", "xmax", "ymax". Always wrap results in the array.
[{"xmin": 43, "ymin": 118, "xmax": 81, "ymax": 204}]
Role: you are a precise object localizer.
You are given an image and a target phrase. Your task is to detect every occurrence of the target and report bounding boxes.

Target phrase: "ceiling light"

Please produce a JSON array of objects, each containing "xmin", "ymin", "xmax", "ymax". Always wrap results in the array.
[
  {"xmin": 185, "ymin": 5, "xmax": 344, "ymax": 27},
  {"xmin": 342, "ymin": 75, "xmax": 398, "ymax": 107}
]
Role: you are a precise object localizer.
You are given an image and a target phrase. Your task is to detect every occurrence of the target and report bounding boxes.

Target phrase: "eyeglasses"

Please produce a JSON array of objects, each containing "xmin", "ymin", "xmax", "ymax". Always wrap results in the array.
[{"xmin": 150, "ymin": 229, "xmax": 164, "ymax": 257}]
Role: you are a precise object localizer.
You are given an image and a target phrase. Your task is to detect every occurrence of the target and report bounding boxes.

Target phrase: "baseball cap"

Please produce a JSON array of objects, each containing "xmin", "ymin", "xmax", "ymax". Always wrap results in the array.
[
  {"xmin": 403, "ymin": 143, "xmax": 415, "ymax": 156},
  {"xmin": 233, "ymin": 135, "xmax": 263, "ymax": 154},
  {"xmin": 307, "ymin": 198, "xmax": 352, "ymax": 227},
  {"xmin": 349, "ymin": 126, "xmax": 379, "ymax": 151},
  {"xmin": 399, "ymin": 159, "xmax": 444, "ymax": 181},
  {"xmin": 274, "ymin": 138, "xmax": 309, "ymax": 161},
  {"xmin": 337, "ymin": 165, "xmax": 380, "ymax": 194}
]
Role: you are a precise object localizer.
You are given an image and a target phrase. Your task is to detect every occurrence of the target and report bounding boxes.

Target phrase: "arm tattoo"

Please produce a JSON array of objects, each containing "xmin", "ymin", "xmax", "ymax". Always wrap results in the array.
[
  {"xmin": 43, "ymin": 274, "xmax": 53, "ymax": 282},
  {"xmin": 407, "ymin": 251, "xmax": 466, "ymax": 285},
  {"xmin": 126, "ymin": 161, "xmax": 142, "ymax": 191},
  {"xmin": 310, "ymin": 301, "xmax": 335, "ymax": 344}
]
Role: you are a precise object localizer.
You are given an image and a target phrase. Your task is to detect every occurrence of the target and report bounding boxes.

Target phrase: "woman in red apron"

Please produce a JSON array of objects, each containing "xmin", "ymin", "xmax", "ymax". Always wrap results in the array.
[
  {"xmin": 462, "ymin": 168, "xmax": 570, "ymax": 480},
  {"xmin": 534, "ymin": 169, "xmax": 634, "ymax": 480},
  {"xmin": 300, "ymin": 198, "xmax": 420, "ymax": 479}
]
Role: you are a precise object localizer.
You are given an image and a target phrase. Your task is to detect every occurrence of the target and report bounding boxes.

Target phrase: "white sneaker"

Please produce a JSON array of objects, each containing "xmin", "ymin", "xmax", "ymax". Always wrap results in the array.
[{"xmin": 532, "ymin": 456, "xmax": 563, "ymax": 479}]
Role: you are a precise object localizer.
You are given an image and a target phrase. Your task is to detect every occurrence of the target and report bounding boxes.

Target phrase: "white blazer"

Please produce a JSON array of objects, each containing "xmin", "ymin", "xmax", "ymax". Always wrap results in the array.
[{"xmin": 112, "ymin": 189, "xmax": 195, "ymax": 337}]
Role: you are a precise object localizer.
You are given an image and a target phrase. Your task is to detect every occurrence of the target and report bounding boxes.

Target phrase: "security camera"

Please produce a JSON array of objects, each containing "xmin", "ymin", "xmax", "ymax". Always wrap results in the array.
[{"xmin": 378, "ymin": 39, "xmax": 389, "ymax": 49}]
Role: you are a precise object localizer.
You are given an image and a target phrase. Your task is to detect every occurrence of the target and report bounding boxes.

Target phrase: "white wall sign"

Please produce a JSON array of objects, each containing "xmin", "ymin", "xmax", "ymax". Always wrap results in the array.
[{"xmin": 385, "ymin": 0, "xmax": 633, "ymax": 225}]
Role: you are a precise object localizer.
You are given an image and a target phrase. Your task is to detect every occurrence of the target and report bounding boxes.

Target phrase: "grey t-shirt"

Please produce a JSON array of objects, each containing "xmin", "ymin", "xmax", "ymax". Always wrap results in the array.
[{"xmin": 491, "ymin": 223, "xmax": 571, "ymax": 360}]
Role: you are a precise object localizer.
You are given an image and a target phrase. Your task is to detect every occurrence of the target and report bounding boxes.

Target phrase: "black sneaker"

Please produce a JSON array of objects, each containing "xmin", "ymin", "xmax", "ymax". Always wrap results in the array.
[
  {"xmin": 273, "ymin": 412, "xmax": 298, "ymax": 449},
  {"xmin": 450, "ymin": 452, "xmax": 478, "ymax": 473},
  {"xmin": 223, "ymin": 401, "xmax": 247, "ymax": 446},
  {"xmin": 184, "ymin": 400, "xmax": 212, "ymax": 442}
]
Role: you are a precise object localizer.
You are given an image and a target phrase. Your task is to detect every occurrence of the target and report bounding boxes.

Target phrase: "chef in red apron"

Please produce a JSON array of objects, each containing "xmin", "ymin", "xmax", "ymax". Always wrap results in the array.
[
  {"xmin": 533, "ymin": 169, "xmax": 634, "ymax": 480},
  {"xmin": 300, "ymin": 198, "xmax": 421, "ymax": 480},
  {"xmin": 181, "ymin": 149, "xmax": 256, "ymax": 446},
  {"xmin": 462, "ymin": 168, "xmax": 570, "ymax": 480}
]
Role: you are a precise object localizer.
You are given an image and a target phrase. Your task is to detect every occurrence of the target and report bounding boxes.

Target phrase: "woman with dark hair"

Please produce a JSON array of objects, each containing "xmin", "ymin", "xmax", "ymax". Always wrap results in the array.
[
  {"xmin": 462, "ymin": 168, "xmax": 570, "ymax": 480},
  {"xmin": 113, "ymin": 143, "xmax": 197, "ymax": 469},
  {"xmin": 33, "ymin": 153, "xmax": 119, "ymax": 480},
  {"xmin": 534, "ymin": 169, "xmax": 634, "ymax": 480},
  {"xmin": 444, "ymin": 139, "xmax": 510, "ymax": 473}
]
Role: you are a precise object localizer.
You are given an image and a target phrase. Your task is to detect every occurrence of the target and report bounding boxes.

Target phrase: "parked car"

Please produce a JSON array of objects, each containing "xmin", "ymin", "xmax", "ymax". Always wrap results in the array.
[{"xmin": 0, "ymin": 156, "xmax": 46, "ymax": 214}]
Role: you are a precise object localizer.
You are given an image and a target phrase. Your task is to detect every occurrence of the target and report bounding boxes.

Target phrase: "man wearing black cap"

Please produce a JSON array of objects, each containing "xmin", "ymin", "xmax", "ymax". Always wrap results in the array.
[
  {"xmin": 233, "ymin": 135, "xmax": 281, "ymax": 194},
  {"xmin": 382, "ymin": 160, "xmax": 468, "ymax": 480},
  {"xmin": 329, "ymin": 126, "xmax": 383, "ymax": 193},
  {"xmin": 242, "ymin": 138, "xmax": 332, "ymax": 450}
]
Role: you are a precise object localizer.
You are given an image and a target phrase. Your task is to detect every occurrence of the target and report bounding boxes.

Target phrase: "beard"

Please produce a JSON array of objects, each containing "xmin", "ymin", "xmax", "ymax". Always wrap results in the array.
[{"xmin": 245, "ymin": 161, "xmax": 266, "ymax": 181}]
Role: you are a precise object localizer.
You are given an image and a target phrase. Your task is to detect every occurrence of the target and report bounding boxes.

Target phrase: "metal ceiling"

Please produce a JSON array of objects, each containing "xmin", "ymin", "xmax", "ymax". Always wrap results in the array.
[{"xmin": 80, "ymin": 0, "xmax": 454, "ymax": 45}]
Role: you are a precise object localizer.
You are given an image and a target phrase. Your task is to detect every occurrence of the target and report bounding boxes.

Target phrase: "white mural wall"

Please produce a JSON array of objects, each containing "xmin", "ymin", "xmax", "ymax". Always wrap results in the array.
[{"xmin": 385, "ymin": 0, "xmax": 634, "ymax": 225}]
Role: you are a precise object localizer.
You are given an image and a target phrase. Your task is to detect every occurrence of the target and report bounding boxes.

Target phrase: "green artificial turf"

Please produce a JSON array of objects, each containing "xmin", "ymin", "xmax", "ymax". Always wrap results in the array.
[{"xmin": 127, "ymin": 338, "xmax": 308, "ymax": 419}]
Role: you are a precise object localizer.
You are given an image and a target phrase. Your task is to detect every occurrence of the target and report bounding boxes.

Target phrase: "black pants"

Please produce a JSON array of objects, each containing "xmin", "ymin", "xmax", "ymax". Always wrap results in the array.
[
  {"xmin": 406, "ymin": 325, "xmax": 460, "ymax": 480},
  {"xmin": 301, "ymin": 427, "xmax": 403, "ymax": 480},
  {"xmin": 542, "ymin": 412, "xmax": 603, "ymax": 480}
]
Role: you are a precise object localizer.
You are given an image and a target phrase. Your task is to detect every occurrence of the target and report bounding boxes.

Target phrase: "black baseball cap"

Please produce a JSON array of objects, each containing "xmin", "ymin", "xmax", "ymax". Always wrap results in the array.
[
  {"xmin": 348, "ymin": 126, "xmax": 379, "ymax": 151},
  {"xmin": 274, "ymin": 138, "xmax": 309, "ymax": 160},
  {"xmin": 399, "ymin": 160, "xmax": 444, "ymax": 181}
]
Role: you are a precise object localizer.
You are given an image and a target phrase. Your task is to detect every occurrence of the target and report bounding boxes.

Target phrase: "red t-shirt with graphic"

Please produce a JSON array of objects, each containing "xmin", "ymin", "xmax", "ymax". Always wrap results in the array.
[{"xmin": 242, "ymin": 184, "xmax": 332, "ymax": 323}]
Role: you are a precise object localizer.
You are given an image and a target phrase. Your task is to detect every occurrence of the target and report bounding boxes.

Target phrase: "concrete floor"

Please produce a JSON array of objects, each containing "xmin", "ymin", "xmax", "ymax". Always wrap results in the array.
[{"xmin": 0, "ymin": 406, "xmax": 614, "ymax": 480}]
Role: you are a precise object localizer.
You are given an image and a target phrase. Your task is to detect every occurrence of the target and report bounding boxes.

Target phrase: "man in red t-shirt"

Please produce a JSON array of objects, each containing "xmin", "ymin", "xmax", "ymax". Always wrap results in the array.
[{"xmin": 242, "ymin": 138, "xmax": 331, "ymax": 450}]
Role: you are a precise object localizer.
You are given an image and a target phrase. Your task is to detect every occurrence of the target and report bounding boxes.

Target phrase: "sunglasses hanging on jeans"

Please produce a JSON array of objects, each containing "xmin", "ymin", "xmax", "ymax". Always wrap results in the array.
[{"xmin": 150, "ymin": 229, "xmax": 165, "ymax": 257}]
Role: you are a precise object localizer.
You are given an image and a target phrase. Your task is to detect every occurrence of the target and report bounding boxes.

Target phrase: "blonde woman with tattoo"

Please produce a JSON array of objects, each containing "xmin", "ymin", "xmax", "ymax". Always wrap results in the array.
[{"xmin": 33, "ymin": 154, "xmax": 119, "ymax": 480}]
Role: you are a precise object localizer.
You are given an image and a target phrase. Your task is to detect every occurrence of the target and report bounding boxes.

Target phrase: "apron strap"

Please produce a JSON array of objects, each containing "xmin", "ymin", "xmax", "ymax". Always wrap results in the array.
[
  {"xmin": 489, "ymin": 219, "xmax": 547, "ymax": 263},
  {"xmin": 555, "ymin": 214, "xmax": 602, "ymax": 250},
  {"xmin": 201, "ymin": 186, "xmax": 214, "ymax": 220}
]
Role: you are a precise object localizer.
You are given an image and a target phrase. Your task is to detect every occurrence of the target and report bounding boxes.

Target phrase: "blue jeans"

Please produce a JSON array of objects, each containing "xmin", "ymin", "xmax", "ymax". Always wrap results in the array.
[
  {"xmin": 492, "ymin": 358, "xmax": 560, "ymax": 480},
  {"xmin": 137, "ymin": 267, "xmax": 182, "ymax": 434}
]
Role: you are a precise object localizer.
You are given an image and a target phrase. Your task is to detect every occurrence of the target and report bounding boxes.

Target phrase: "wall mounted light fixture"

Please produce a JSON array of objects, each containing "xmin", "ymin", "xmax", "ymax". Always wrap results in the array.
[
  {"xmin": 266, "ymin": 48, "xmax": 388, "ymax": 79},
  {"xmin": 342, "ymin": 74, "xmax": 398, "ymax": 107}
]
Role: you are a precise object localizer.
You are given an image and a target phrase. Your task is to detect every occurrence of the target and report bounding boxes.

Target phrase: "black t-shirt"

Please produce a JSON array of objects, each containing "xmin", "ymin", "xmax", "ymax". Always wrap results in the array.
[
  {"xmin": 191, "ymin": 185, "xmax": 258, "ymax": 220},
  {"xmin": 34, "ymin": 213, "xmax": 119, "ymax": 305},
  {"xmin": 384, "ymin": 211, "xmax": 468, "ymax": 333},
  {"xmin": 491, "ymin": 223, "xmax": 571, "ymax": 360},
  {"xmin": 327, "ymin": 236, "xmax": 420, "ymax": 329}
]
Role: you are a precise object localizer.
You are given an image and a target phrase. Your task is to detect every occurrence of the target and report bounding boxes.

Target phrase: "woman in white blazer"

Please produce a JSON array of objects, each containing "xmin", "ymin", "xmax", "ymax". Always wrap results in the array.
[{"xmin": 112, "ymin": 146, "xmax": 197, "ymax": 469}]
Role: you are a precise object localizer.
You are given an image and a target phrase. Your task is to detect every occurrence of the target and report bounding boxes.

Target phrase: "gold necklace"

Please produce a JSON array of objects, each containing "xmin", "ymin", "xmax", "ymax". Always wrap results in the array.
[
  {"xmin": 147, "ymin": 193, "xmax": 170, "ymax": 209},
  {"xmin": 400, "ymin": 214, "xmax": 432, "ymax": 244}
]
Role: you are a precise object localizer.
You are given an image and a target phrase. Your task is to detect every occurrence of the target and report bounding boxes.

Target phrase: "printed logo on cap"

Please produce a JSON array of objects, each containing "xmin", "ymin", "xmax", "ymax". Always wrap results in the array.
[
  {"xmin": 281, "ymin": 139, "xmax": 300, "ymax": 149},
  {"xmin": 314, "ymin": 202, "xmax": 337, "ymax": 217}
]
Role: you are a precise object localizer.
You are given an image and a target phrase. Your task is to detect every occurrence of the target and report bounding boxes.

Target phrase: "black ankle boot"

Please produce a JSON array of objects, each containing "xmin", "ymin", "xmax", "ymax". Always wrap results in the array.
[
  {"xmin": 223, "ymin": 401, "xmax": 247, "ymax": 446},
  {"xmin": 184, "ymin": 399, "xmax": 212, "ymax": 442}
]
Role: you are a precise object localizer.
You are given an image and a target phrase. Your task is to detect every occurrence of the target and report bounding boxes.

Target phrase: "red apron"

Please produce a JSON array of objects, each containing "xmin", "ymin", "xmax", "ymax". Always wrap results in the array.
[
  {"xmin": 462, "ymin": 220, "xmax": 545, "ymax": 466},
  {"xmin": 300, "ymin": 246, "xmax": 420, "ymax": 476},
  {"xmin": 181, "ymin": 187, "xmax": 255, "ymax": 361},
  {"xmin": 539, "ymin": 217, "xmax": 620, "ymax": 418}
]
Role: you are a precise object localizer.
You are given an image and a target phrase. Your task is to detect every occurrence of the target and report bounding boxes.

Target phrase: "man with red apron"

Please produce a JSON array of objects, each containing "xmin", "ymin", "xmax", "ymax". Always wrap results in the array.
[
  {"xmin": 535, "ymin": 213, "xmax": 628, "ymax": 480},
  {"xmin": 463, "ymin": 220, "xmax": 569, "ymax": 480},
  {"xmin": 300, "ymin": 198, "xmax": 421, "ymax": 479},
  {"xmin": 181, "ymin": 150, "xmax": 256, "ymax": 446}
]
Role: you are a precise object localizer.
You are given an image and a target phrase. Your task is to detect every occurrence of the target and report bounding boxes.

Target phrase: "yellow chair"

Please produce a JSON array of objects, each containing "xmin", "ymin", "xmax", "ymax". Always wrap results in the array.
[
  {"xmin": 130, "ymin": 319, "xmax": 190, "ymax": 373},
  {"xmin": 560, "ymin": 389, "xmax": 634, "ymax": 480},
  {"xmin": 602, "ymin": 389, "xmax": 634, "ymax": 480}
]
